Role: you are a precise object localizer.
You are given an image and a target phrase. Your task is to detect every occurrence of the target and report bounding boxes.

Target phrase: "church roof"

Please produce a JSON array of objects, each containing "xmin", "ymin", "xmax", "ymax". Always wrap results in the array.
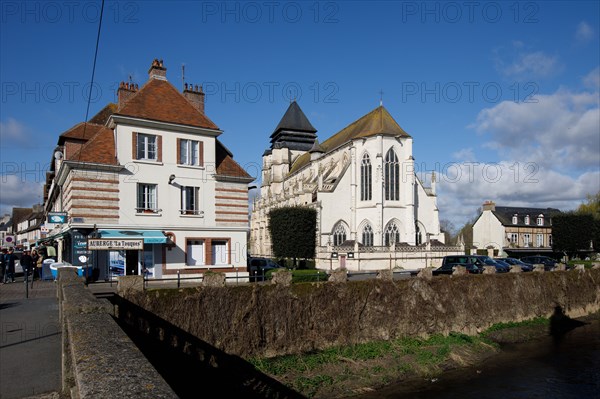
[
  {"xmin": 289, "ymin": 106, "xmax": 410, "ymax": 174},
  {"xmin": 270, "ymin": 101, "xmax": 317, "ymax": 138},
  {"xmin": 115, "ymin": 79, "xmax": 219, "ymax": 130}
]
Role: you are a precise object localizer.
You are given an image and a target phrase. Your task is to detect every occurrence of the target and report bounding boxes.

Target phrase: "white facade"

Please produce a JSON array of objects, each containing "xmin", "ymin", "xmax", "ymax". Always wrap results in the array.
[{"xmin": 251, "ymin": 104, "xmax": 459, "ymax": 271}]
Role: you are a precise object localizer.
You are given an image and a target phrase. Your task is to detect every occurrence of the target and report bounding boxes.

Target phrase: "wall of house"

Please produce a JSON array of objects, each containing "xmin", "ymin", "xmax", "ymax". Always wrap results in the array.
[
  {"xmin": 63, "ymin": 169, "xmax": 120, "ymax": 225},
  {"xmin": 473, "ymin": 211, "xmax": 505, "ymax": 250}
]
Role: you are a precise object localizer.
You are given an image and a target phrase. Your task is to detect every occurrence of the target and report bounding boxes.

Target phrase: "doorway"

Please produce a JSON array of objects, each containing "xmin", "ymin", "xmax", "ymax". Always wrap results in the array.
[{"xmin": 125, "ymin": 250, "xmax": 139, "ymax": 275}]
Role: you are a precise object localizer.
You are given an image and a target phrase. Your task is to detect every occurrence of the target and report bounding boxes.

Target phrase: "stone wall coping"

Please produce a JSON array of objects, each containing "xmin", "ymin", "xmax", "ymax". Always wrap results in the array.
[{"xmin": 58, "ymin": 269, "xmax": 177, "ymax": 398}]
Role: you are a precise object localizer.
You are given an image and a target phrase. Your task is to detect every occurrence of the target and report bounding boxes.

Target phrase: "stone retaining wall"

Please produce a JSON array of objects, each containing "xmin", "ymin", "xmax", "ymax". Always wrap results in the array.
[
  {"xmin": 57, "ymin": 269, "xmax": 176, "ymax": 398},
  {"xmin": 121, "ymin": 268, "xmax": 600, "ymax": 359}
]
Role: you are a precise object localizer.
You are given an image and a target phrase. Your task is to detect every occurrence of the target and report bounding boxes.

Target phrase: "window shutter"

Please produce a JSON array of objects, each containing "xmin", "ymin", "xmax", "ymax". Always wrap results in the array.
[
  {"xmin": 157, "ymin": 135, "xmax": 162, "ymax": 162},
  {"xmin": 199, "ymin": 141, "xmax": 204, "ymax": 167},
  {"xmin": 132, "ymin": 132, "xmax": 137, "ymax": 159},
  {"xmin": 177, "ymin": 138, "xmax": 181, "ymax": 165}
]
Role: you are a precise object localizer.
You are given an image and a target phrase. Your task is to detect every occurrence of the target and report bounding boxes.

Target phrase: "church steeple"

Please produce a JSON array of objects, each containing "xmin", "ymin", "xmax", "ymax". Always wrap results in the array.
[{"xmin": 269, "ymin": 101, "xmax": 317, "ymax": 151}]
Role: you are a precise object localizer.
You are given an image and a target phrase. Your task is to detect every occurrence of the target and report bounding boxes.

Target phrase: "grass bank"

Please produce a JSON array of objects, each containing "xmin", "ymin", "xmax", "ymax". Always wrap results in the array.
[{"xmin": 248, "ymin": 315, "xmax": 582, "ymax": 398}]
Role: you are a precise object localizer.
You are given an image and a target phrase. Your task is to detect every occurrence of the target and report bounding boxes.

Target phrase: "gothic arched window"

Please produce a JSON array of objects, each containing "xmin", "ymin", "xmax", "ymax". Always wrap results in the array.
[
  {"xmin": 384, "ymin": 148, "xmax": 400, "ymax": 201},
  {"xmin": 415, "ymin": 224, "xmax": 422, "ymax": 245},
  {"xmin": 361, "ymin": 153, "xmax": 372, "ymax": 201},
  {"xmin": 362, "ymin": 224, "xmax": 374, "ymax": 246},
  {"xmin": 332, "ymin": 223, "xmax": 347, "ymax": 246},
  {"xmin": 384, "ymin": 221, "xmax": 400, "ymax": 246}
]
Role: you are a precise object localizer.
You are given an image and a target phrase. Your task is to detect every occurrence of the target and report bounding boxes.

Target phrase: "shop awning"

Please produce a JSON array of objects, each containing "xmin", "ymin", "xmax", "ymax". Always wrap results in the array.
[{"xmin": 98, "ymin": 229, "xmax": 168, "ymax": 244}]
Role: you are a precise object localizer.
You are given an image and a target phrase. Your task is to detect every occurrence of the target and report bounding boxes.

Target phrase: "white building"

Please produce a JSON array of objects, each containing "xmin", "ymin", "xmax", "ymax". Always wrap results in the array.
[
  {"xmin": 44, "ymin": 59, "xmax": 253, "ymax": 279},
  {"xmin": 251, "ymin": 102, "xmax": 460, "ymax": 270},
  {"xmin": 472, "ymin": 200, "xmax": 560, "ymax": 257}
]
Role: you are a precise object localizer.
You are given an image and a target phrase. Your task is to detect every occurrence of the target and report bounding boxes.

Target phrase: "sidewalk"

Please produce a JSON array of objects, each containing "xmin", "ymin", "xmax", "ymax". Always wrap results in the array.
[{"xmin": 0, "ymin": 277, "xmax": 61, "ymax": 399}]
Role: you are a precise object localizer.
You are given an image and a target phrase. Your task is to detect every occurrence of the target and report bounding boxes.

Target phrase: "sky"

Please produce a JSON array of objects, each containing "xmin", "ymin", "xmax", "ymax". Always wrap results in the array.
[{"xmin": 1, "ymin": 0, "xmax": 599, "ymax": 230}]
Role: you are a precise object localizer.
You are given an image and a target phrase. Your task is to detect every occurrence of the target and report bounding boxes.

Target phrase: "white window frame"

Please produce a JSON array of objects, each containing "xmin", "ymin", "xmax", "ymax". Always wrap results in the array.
[
  {"xmin": 137, "ymin": 183, "xmax": 158, "ymax": 213},
  {"xmin": 524, "ymin": 215, "xmax": 530, "ymax": 225},
  {"xmin": 512, "ymin": 215, "xmax": 518, "ymax": 224},
  {"xmin": 537, "ymin": 215, "xmax": 544, "ymax": 226},
  {"xmin": 510, "ymin": 233, "xmax": 518, "ymax": 244},
  {"xmin": 180, "ymin": 139, "xmax": 200, "ymax": 166},
  {"xmin": 211, "ymin": 240, "xmax": 229, "ymax": 265},
  {"xmin": 523, "ymin": 233, "xmax": 531, "ymax": 247},
  {"xmin": 536, "ymin": 234, "xmax": 544, "ymax": 247},
  {"xmin": 137, "ymin": 133, "xmax": 157, "ymax": 161},
  {"xmin": 180, "ymin": 186, "xmax": 200, "ymax": 215}
]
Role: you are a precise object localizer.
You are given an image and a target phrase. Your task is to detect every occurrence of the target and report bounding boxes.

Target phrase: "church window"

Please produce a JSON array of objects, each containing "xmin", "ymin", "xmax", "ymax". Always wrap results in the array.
[
  {"xmin": 362, "ymin": 224, "xmax": 374, "ymax": 246},
  {"xmin": 384, "ymin": 221, "xmax": 400, "ymax": 246},
  {"xmin": 333, "ymin": 223, "xmax": 347, "ymax": 246},
  {"xmin": 361, "ymin": 154, "xmax": 372, "ymax": 201},
  {"xmin": 384, "ymin": 149, "xmax": 400, "ymax": 201},
  {"xmin": 415, "ymin": 224, "xmax": 422, "ymax": 245}
]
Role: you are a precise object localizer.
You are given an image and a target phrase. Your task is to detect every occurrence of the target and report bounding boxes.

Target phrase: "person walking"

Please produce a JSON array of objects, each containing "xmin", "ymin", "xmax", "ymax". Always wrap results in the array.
[
  {"xmin": 31, "ymin": 249, "xmax": 41, "ymax": 280},
  {"xmin": 3, "ymin": 248, "xmax": 16, "ymax": 283},
  {"xmin": 20, "ymin": 249, "xmax": 34, "ymax": 283},
  {"xmin": 0, "ymin": 249, "xmax": 6, "ymax": 281}
]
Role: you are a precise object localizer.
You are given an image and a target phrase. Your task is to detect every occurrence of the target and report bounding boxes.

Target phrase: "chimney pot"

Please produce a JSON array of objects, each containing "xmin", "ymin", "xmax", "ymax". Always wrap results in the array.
[{"xmin": 148, "ymin": 58, "xmax": 167, "ymax": 80}]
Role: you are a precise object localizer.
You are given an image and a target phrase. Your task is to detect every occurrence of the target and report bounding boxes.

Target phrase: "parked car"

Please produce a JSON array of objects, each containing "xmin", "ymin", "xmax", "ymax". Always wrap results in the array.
[
  {"xmin": 473, "ymin": 255, "xmax": 510, "ymax": 273},
  {"xmin": 496, "ymin": 257, "xmax": 533, "ymax": 272},
  {"xmin": 437, "ymin": 255, "xmax": 483, "ymax": 274},
  {"xmin": 247, "ymin": 257, "xmax": 284, "ymax": 281},
  {"xmin": 433, "ymin": 262, "xmax": 481, "ymax": 275},
  {"xmin": 520, "ymin": 255, "xmax": 558, "ymax": 271}
]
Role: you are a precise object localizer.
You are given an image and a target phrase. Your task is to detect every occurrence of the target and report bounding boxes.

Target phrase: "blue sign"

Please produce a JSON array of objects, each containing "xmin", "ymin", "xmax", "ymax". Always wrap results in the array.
[{"xmin": 48, "ymin": 212, "xmax": 68, "ymax": 224}]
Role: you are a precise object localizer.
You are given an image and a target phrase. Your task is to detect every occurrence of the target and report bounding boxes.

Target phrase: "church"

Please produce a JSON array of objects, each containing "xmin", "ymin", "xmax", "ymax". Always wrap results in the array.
[{"xmin": 250, "ymin": 102, "xmax": 459, "ymax": 271}]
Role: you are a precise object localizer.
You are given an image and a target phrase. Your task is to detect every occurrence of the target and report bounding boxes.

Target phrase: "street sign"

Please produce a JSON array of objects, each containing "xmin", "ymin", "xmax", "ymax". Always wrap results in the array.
[
  {"xmin": 48, "ymin": 212, "xmax": 68, "ymax": 224},
  {"xmin": 88, "ymin": 238, "xmax": 144, "ymax": 250}
]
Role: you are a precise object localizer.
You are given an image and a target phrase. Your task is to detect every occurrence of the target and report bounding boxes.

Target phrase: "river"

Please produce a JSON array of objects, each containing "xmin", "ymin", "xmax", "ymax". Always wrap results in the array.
[{"xmin": 356, "ymin": 320, "xmax": 600, "ymax": 399}]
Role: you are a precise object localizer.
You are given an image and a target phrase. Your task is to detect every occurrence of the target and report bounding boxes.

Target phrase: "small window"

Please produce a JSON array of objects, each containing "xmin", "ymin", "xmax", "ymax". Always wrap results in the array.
[
  {"xmin": 536, "ymin": 234, "xmax": 544, "ymax": 247},
  {"xmin": 537, "ymin": 215, "xmax": 544, "ymax": 226},
  {"xmin": 524, "ymin": 215, "xmax": 530, "ymax": 225},
  {"xmin": 137, "ymin": 183, "xmax": 157, "ymax": 213},
  {"xmin": 179, "ymin": 139, "xmax": 202, "ymax": 166},
  {"xmin": 136, "ymin": 134, "xmax": 157, "ymax": 161},
  {"xmin": 512, "ymin": 215, "xmax": 518, "ymax": 224},
  {"xmin": 180, "ymin": 186, "xmax": 200, "ymax": 215}
]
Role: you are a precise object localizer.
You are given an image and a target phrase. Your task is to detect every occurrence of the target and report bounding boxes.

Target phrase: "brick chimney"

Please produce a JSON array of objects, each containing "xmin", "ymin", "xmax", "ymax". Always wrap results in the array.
[
  {"xmin": 183, "ymin": 83, "xmax": 205, "ymax": 114},
  {"xmin": 117, "ymin": 81, "xmax": 138, "ymax": 108},
  {"xmin": 148, "ymin": 59, "xmax": 167, "ymax": 80},
  {"xmin": 482, "ymin": 200, "xmax": 496, "ymax": 211}
]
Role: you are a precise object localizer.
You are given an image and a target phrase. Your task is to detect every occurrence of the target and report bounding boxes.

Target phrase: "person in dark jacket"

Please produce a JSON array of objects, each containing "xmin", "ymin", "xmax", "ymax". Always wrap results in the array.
[
  {"xmin": 20, "ymin": 250, "xmax": 34, "ymax": 282},
  {"xmin": 3, "ymin": 248, "xmax": 16, "ymax": 283},
  {"xmin": 0, "ymin": 249, "xmax": 6, "ymax": 281}
]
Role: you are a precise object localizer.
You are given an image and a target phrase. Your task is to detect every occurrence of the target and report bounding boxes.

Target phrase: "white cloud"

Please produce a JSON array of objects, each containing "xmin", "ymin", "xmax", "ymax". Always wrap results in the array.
[
  {"xmin": 437, "ymin": 163, "xmax": 600, "ymax": 227},
  {"xmin": 583, "ymin": 67, "xmax": 600, "ymax": 89},
  {"xmin": 0, "ymin": 175, "xmax": 44, "ymax": 215},
  {"xmin": 500, "ymin": 51, "xmax": 561, "ymax": 78},
  {"xmin": 471, "ymin": 88, "xmax": 600, "ymax": 170},
  {"xmin": 576, "ymin": 21, "xmax": 594, "ymax": 42},
  {"xmin": 0, "ymin": 118, "xmax": 30, "ymax": 146},
  {"xmin": 439, "ymin": 76, "xmax": 600, "ymax": 227}
]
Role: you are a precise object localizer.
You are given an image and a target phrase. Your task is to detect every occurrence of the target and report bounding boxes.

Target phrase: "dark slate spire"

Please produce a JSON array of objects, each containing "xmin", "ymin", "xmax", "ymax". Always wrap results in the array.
[{"xmin": 269, "ymin": 101, "xmax": 317, "ymax": 151}]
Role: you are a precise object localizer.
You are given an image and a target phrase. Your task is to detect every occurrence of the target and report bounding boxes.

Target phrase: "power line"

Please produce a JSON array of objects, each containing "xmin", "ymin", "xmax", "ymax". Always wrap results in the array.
[{"xmin": 78, "ymin": 0, "xmax": 105, "ymax": 161}]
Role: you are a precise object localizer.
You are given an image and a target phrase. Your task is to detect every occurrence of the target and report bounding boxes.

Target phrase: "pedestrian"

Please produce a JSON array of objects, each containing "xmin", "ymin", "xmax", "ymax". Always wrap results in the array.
[
  {"xmin": 3, "ymin": 248, "xmax": 16, "ymax": 283},
  {"xmin": 0, "ymin": 249, "xmax": 6, "ymax": 281},
  {"xmin": 31, "ymin": 249, "xmax": 41, "ymax": 280},
  {"xmin": 20, "ymin": 249, "xmax": 34, "ymax": 283}
]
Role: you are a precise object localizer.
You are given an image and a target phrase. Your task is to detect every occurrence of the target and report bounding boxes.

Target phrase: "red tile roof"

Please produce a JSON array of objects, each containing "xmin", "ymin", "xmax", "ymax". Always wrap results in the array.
[
  {"xmin": 69, "ymin": 124, "xmax": 117, "ymax": 165},
  {"xmin": 216, "ymin": 141, "xmax": 252, "ymax": 180},
  {"xmin": 115, "ymin": 79, "xmax": 219, "ymax": 130}
]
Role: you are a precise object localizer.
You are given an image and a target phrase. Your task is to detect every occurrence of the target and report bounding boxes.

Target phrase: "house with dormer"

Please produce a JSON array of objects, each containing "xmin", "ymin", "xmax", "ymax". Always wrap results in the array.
[
  {"xmin": 472, "ymin": 200, "xmax": 561, "ymax": 257},
  {"xmin": 43, "ymin": 59, "xmax": 253, "ymax": 279},
  {"xmin": 250, "ymin": 102, "xmax": 459, "ymax": 270}
]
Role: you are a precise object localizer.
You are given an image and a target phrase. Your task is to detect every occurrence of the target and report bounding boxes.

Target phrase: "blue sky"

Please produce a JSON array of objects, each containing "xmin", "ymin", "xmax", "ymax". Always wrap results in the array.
[{"xmin": 1, "ymin": 0, "xmax": 599, "ymax": 229}]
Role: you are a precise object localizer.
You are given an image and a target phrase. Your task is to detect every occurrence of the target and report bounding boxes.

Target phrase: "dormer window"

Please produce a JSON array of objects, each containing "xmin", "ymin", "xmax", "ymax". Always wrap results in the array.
[
  {"xmin": 537, "ymin": 215, "xmax": 544, "ymax": 226},
  {"xmin": 512, "ymin": 215, "xmax": 518, "ymax": 224},
  {"xmin": 525, "ymin": 215, "xmax": 530, "ymax": 225}
]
